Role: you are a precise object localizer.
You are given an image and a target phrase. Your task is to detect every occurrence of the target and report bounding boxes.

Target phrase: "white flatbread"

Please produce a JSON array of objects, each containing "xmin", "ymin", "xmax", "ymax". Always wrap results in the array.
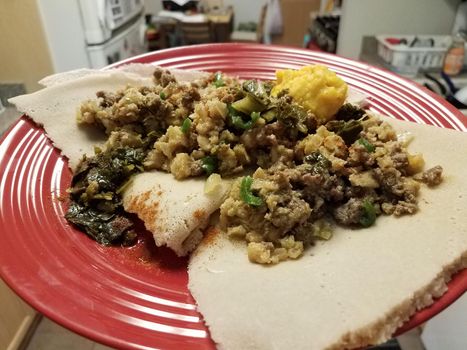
[
  {"xmin": 122, "ymin": 172, "xmax": 230, "ymax": 256},
  {"xmin": 39, "ymin": 64, "xmax": 209, "ymax": 89},
  {"xmin": 188, "ymin": 117, "xmax": 467, "ymax": 350}
]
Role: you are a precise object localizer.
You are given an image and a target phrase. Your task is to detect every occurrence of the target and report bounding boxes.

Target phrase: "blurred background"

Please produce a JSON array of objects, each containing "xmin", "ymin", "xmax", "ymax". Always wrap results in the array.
[{"xmin": 0, "ymin": 1, "xmax": 466, "ymax": 349}]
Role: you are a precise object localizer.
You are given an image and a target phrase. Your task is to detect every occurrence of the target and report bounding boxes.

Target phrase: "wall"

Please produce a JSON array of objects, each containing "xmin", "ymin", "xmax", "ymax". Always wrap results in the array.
[
  {"xmin": 337, "ymin": 0, "xmax": 462, "ymax": 59},
  {"xmin": 0, "ymin": 0, "xmax": 54, "ymax": 92}
]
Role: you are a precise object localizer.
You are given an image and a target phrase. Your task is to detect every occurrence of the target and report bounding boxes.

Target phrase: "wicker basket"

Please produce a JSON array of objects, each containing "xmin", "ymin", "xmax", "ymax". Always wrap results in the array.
[{"xmin": 376, "ymin": 35, "xmax": 451, "ymax": 75}]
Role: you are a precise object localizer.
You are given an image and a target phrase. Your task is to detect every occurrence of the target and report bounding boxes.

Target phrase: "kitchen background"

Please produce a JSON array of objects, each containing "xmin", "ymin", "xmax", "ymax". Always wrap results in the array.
[{"xmin": 0, "ymin": 0, "xmax": 466, "ymax": 349}]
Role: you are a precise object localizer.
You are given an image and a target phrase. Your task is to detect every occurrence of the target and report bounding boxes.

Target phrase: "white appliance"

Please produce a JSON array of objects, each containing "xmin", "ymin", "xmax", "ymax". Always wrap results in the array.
[{"xmin": 37, "ymin": 0, "xmax": 146, "ymax": 72}]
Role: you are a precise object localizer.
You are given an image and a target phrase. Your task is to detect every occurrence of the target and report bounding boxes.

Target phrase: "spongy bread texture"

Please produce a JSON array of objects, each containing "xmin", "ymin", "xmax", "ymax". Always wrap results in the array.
[
  {"xmin": 122, "ymin": 171, "xmax": 230, "ymax": 256},
  {"xmin": 188, "ymin": 117, "xmax": 467, "ymax": 350}
]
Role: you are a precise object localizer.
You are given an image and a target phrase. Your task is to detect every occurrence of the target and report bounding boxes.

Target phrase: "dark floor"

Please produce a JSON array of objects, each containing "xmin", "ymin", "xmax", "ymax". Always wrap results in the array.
[{"xmin": 0, "ymin": 107, "xmax": 19, "ymax": 136}]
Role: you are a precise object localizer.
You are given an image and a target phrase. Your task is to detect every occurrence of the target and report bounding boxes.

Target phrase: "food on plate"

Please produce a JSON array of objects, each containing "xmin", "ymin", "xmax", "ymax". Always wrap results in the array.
[
  {"xmin": 122, "ymin": 171, "xmax": 230, "ymax": 256},
  {"xmin": 8, "ymin": 63, "xmax": 467, "ymax": 350},
  {"xmin": 8, "ymin": 65, "xmax": 230, "ymax": 255},
  {"xmin": 189, "ymin": 118, "xmax": 467, "ymax": 350},
  {"xmin": 272, "ymin": 65, "xmax": 348, "ymax": 123},
  {"xmin": 11, "ymin": 65, "xmax": 442, "ymax": 259},
  {"xmin": 220, "ymin": 110, "xmax": 442, "ymax": 264}
]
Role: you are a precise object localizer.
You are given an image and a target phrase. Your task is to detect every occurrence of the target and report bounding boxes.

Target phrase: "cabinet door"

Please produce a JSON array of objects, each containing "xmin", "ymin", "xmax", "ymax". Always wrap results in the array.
[
  {"xmin": 272, "ymin": 0, "xmax": 321, "ymax": 46},
  {"xmin": 0, "ymin": 280, "xmax": 38, "ymax": 350}
]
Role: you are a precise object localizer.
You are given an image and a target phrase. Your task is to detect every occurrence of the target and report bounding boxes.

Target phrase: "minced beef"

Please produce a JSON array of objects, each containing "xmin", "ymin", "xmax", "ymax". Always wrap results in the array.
[
  {"xmin": 76, "ymin": 70, "xmax": 443, "ymax": 265},
  {"xmin": 220, "ymin": 112, "xmax": 442, "ymax": 264},
  {"xmin": 415, "ymin": 165, "xmax": 443, "ymax": 186}
]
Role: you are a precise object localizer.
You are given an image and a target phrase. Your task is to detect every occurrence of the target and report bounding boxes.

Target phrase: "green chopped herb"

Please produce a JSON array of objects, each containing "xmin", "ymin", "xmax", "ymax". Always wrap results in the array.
[
  {"xmin": 159, "ymin": 91, "xmax": 166, "ymax": 100},
  {"xmin": 228, "ymin": 105, "xmax": 261, "ymax": 130},
  {"xmin": 360, "ymin": 200, "xmax": 376, "ymax": 227},
  {"xmin": 213, "ymin": 72, "xmax": 225, "ymax": 88},
  {"xmin": 240, "ymin": 176, "xmax": 263, "ymax": 207},
  {"xmin": 201, "ymin": 156, "xmax": 218, "ymax": 175},
  {"xmin": 181, "ymin": 117, "xmax": 192, "ymax": 133},
  {"xmin": 358, "ymin": 138, "xmax": 375, "ymax": 152}
]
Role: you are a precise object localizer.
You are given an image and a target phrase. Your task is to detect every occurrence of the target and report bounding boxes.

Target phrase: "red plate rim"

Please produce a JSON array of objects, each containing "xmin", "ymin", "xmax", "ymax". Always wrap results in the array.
[{"xmin": 1, "ymin": 43, "xmax": 466, "ymax": 349}]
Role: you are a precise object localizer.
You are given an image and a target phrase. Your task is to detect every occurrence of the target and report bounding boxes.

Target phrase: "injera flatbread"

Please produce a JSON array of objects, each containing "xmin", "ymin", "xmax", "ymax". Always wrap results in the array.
[{"xmin": 188, "ymin": 117, "xmax": 467, "ymax": 350}]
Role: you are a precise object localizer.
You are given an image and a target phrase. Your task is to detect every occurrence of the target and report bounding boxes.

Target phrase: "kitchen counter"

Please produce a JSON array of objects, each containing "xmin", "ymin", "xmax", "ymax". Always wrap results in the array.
[
  {"xmin": 359, "ymin": 36, "xmax": 467, "ymax": 85},
  {"xmin": 359, "ymin": 36, "xmax": 467, "ymax": 115}
]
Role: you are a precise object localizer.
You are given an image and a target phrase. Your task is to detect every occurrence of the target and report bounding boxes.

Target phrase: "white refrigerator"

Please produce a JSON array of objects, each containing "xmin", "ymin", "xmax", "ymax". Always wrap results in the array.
[{"xmin": 37, "ymin": 0, "xmax": 146, "ymax": 72}]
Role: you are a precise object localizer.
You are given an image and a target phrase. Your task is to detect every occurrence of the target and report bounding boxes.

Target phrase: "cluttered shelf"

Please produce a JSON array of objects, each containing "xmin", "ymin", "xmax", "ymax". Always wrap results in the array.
[{"xmin": 360, "ymin": 36, "xmax": 467, "ymax": 113}]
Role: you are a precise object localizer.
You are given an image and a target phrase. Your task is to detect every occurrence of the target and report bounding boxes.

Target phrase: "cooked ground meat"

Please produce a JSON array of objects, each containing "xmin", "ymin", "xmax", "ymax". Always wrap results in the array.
[
  {"xmin": 153, "ymin": 68, "xmax": 176, "ymax": 87},
  {"xmin": 415, "ymin": 165, "xmax": 443, "ymax": 186},
  {"xmin": 333, "ymin": 198, "xmax": 364, "ymax": 225},
  {"xmin": 74, "ymin": 69, "xmax": 442, "ymax": 265},
  {"xmin": 220, "ymin": 112, "xmax": 442, "ymax": 264}
]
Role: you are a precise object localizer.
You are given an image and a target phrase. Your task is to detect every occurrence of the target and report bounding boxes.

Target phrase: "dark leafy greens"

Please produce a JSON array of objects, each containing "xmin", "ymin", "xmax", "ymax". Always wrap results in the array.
[
  {"xmin": 65, "ymin": 147, "xmax": 145, "ymax": 245},
  {"xmin": 275, "ymin": 97, "xmax": 311, "ymax": 134},
  {"xmin": 201, "ymin": 156, "xmax": 218, "ymax": 175},
  {"xmin": 304, "ymin": 151, "xmax": 331, "ymax": 174},
  {"xmin": 335, "ymin": 103, "xmax": 366, "ymax": 121}
]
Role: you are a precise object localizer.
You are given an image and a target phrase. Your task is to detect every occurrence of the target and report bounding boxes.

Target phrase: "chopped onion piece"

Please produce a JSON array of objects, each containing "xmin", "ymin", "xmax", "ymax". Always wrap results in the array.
[
  {"xmin": 204, "ymin": 173, "xmax": 222, "ymax": 195},
  {"xmin": 397, "ymin": 131, "xmax": 414, "ymax": 146}
]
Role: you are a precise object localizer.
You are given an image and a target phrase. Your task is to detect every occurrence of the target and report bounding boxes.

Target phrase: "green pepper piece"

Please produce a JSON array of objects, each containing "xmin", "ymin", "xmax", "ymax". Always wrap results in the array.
[
  {"xmin": 240, "ymin": 176, "xmax": 263, "ymax": 207},
  {"xmin": 213, "ymin": 72, "xmax": 225, "ymax": 88},
  {"xmin": 360, "ymin": 200, "xmax": 376, "ymax": 227},
  {"xmin": 159, "ymin": 91, "xmax": 166, "ymax": 100},
  {"xmin": 228, "ymin": 105, "xmax": 260, "ymax": 130},
  {"xmin": 201, "ymin": 156, "xmax": 218, "ymax": 175},
  {"xmin": 262, "ymin": 108, "xmax": 276, "ymax": 122},
  {"xmin": 180, "ymin": 118, "xmax": 192, "ymax": 133},
  {"xmin": 358, "ymin": 138, "xmax": 375, "ymax": 152},
  {"xmin": 242, "ymin": 80, "xmax": 270, "ymax": 105},
  {"xmin": 231, "ymin": 95, "xmax": 267, "ymax": 115}
]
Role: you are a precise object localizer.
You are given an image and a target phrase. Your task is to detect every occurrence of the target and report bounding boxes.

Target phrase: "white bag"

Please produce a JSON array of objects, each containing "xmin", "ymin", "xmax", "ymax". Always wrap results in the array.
[{"xmin": 264, "ymin": 0, "xmax": 283, "ymax": 43}]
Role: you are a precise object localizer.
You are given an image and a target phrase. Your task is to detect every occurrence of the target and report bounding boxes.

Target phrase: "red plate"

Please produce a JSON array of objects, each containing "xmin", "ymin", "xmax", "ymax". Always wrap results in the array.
[{"xmin": 1, "ymin": 44, "xmax": 466, "ymax": 349}]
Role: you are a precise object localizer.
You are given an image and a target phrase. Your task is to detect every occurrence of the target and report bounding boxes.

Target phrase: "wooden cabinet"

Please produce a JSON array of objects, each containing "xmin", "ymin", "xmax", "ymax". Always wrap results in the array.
[
  {"xmin": 272, "ymin": 0, "xmax": 320, "ymax": 46},
  {"xmin": 0, "ymin": 280, "xmax": 38, "ymax": 350}
]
